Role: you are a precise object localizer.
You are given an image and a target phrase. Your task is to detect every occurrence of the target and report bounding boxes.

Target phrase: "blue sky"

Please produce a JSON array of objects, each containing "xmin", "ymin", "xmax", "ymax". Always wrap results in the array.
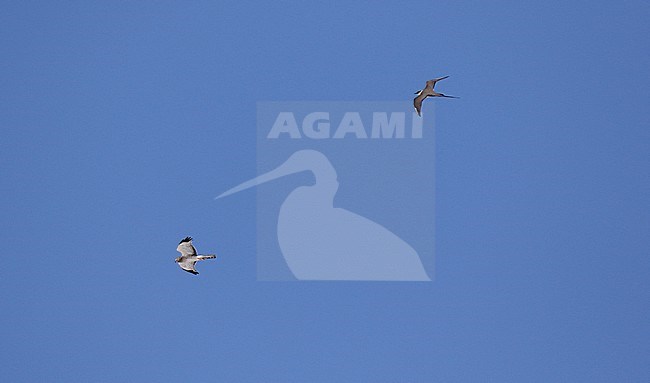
[{"xmin": 1, "ymin": 1, "xmax": 649, "ymax": 381}]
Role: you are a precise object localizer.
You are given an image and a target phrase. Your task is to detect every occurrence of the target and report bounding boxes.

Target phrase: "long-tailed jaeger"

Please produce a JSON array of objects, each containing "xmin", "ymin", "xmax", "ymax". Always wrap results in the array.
[{"xmin": 413, "ymin": 76, "xmax": 458, "ymax": 116}]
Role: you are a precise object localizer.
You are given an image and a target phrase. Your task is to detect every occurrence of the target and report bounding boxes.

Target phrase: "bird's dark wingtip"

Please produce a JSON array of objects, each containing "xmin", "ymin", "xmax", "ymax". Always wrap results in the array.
[{"xmin": 179, "ymin": 236, "xmax": 193, "ymax": 244}]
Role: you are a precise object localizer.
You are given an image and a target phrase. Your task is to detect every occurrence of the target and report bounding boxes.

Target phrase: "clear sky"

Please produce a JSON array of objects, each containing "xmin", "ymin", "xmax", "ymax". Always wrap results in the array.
[{"xmin": 1, "ymin": 1, "xmax": 649, "ymax": 381}]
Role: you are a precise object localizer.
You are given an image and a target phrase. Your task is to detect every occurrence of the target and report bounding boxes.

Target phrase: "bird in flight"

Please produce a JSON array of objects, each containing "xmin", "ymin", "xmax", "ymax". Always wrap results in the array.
[
  {"xmin": 413, "ymin": 76, "xmax": 458, "ymax": 116},
  {"xmin": 175, "ymin": 236, "xmax": 216, "ymax": 275}
]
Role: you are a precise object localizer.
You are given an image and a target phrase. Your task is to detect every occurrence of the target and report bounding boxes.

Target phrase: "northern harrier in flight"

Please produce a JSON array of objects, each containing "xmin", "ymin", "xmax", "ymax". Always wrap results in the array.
[
  {"xmin": 175, "ymin": 236, "xmax": 216, "ymax": 275},
  {"xmin": 413, "ymin": 76, "xmax": 458, "ymax": 116}
]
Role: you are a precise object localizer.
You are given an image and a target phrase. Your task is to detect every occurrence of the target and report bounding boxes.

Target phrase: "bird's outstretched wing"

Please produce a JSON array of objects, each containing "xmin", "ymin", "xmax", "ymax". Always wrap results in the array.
[
  {"xmin": 428, "ymin": 75, "xmax": 449, "ymax": 89},
  {"xmin": 177, "ymin": 259, "xmax": 199, "ymax": 275},
  {"xmin": 413, "ymin": 93, "xmax": 428, "ymax": 116},
  {"xmin": 177, "ymin": 236, "xmax": 197, "ymax": 257}
]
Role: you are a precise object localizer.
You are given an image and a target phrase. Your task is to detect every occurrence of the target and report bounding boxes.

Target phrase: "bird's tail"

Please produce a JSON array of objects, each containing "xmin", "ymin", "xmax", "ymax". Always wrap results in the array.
[{"xmin": 197, "ymin": 254, "xmax": 216, "ymax": 260}]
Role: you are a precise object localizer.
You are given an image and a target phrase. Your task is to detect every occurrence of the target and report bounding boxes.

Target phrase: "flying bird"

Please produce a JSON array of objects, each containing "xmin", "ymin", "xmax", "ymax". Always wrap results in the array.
[
  {"xmin": 413, "ymin": 76, "xmax": 458, "ymax": 116},
  {"xmin": 175, "ymin": 236, "xmax": 216, "ymax": 275}
]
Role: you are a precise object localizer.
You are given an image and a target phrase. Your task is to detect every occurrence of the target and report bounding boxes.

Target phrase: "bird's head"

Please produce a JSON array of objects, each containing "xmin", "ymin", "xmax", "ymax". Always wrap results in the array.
[{"xmin": 174, "ymin": 256, "xmax": 181, "ymax": 263}]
